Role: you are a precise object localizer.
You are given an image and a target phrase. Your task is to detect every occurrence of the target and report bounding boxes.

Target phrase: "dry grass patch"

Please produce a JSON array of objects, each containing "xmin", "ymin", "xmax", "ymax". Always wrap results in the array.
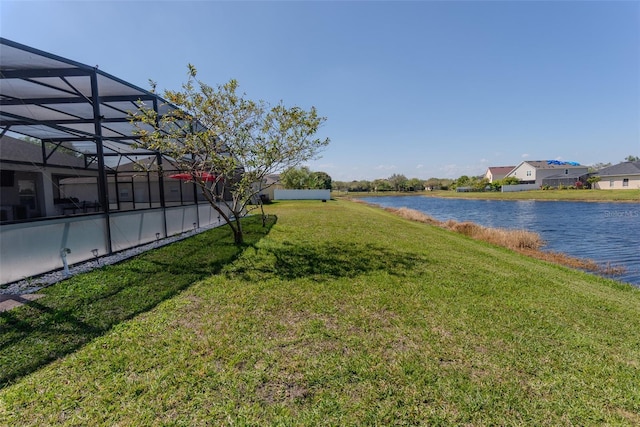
[
  {"xmin": 386, "ymin": 206, "xmax": 543, "ymax": 250},
  {"xmin": 444, "ymin": 220, "xmax": 543, "ymax": 250}
]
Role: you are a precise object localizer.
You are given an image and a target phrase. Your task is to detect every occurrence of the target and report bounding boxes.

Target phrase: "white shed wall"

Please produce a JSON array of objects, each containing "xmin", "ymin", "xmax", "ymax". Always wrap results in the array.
[{"xmin": 274, "ymin": 189, "xmax": 331, "ymax": 200}]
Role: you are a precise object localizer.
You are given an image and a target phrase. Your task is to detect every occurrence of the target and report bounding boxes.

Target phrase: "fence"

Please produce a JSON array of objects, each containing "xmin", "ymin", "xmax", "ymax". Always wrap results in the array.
[
  {"xmin": 501, "ymin": 183, "xmax": 540, "ymax": 192},
  {"xmin": 273, "ymin": 189, "xmax": 331, "ymax": 200}
]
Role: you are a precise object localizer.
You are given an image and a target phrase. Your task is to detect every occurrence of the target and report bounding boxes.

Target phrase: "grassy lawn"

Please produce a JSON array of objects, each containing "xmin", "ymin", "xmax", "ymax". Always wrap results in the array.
[
  {"xmin": 1, "ymin": 200, "xmax": 639, "ymax": 425},
  {"xmin": 338, "ymin": 189, "xmax": 640, "ymax": 202},
  {"xmin": 0, "ymin": 216, "xmax": 274, "ymax": 388}
]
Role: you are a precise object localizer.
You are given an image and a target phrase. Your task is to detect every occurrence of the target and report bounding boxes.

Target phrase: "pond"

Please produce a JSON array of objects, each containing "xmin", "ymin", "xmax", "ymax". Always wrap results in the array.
[{"xmin": 361, "ymin": 196, "xmax": 640, "ymax": 287}]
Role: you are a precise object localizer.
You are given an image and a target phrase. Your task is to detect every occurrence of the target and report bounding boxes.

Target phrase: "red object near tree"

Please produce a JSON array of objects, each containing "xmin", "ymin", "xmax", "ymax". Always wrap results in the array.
[{"xmin": 169, "ymin": 172, "xmax": 218, "ymax": 182}]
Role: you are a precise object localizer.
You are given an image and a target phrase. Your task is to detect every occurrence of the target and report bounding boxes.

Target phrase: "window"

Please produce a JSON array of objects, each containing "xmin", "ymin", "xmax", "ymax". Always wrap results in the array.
[
  {"xmin": 18, "ymin": 180, "xmax": 37, "ymax": 209},
  {"xmin": 564, "ymin": 169, "xmax": 569, "ymax": 175},
  {"xmin": 623, "ymin": 178, "xmax": 629, "ymax": 187},
  {"xmin": 526, "ymin": 170, "xmax": 531, "ymax": 177}
]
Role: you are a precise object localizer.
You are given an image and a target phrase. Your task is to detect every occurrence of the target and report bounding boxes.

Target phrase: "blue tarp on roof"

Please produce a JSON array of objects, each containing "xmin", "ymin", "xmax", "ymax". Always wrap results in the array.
[{"xmin": 547, "ymin": 160, "xmax": 580, "ymax": 166}]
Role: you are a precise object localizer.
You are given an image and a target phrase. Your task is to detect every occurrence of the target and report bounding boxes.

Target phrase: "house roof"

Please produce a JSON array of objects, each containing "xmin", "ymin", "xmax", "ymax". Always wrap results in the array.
[
  {"xmin": 596, "ymin": 161, "xmax": 640, "ymax": 177},
  {"xmin": 263, "ymin": 174, "xmax": 280, "ymax": 186},
  {"xmin": 487, "ymin": 166, "xmax": 515, "ymax": 175},
  {"xmin": 523, "ymin": 160, "xmax": 585, "ymax": 170},
  {"xmin": 544, "ymin": 171, "xmax": 589, "ymax": 180},
  {"xmin": 0, "ymin": 134, "xmax": 95, "ymax": 169}
]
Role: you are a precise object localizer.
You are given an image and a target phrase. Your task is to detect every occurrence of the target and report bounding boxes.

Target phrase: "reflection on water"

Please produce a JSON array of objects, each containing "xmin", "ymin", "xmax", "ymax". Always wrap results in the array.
[{"xmin": 362, "ymin": 196, "xmax": 640, "ymax": 286}]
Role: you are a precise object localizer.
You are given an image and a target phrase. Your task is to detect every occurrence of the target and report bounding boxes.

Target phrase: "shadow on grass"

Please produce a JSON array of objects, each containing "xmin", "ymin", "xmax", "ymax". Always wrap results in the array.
[
  {"xmin": 229, "ymin": 240, "xmax": 429, "ymax": 281},
  {"xmin": 0, "ymin": 215, "xmax": 275, "ymax": 388}
]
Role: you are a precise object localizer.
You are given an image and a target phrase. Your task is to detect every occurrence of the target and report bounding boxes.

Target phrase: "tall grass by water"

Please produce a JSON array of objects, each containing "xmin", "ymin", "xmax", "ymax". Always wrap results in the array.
[{"xmin": 1, "ymin": 200, "xmax": 639, "ymax": 425}]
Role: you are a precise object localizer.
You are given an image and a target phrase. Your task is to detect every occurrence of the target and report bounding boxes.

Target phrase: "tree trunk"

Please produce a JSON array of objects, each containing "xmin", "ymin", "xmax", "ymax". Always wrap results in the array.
[{"xmin": 233, "ymin": 217, "xmax": 244, "ymax": 245}]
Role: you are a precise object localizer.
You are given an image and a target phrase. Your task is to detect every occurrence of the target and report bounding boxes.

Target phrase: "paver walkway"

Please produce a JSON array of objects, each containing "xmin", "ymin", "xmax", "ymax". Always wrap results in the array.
[{"xmin": 0, "ymin": 294, "xmax": 44, "ymax": 312}]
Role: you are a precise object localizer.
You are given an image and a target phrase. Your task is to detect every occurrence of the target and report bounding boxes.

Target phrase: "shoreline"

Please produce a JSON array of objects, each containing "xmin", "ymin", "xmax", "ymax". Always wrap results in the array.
[
  {"xmin": 354, "ymin": 199, "xmax": 635, "ymax": 287},
  {"xmin": 335, "ymin": 189, "xmax": 640, "ymax": 203}
]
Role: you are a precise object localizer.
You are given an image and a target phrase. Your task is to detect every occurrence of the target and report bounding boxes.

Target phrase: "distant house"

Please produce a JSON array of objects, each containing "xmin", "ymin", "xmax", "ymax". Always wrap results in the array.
[
  {"xmin": 484, "ymin": 166, "xmax": 516, "ymax": 183},
  {"xmin": 256, "ymin": 174, "xmax": 282, "ymax": 202},
  {"xmin": 506, "ymin": 160, "xmax": 589, "ymax": 188},
  {"xmin": 594, "ymin": 161, "xmax": 640, "ymax": 190}
]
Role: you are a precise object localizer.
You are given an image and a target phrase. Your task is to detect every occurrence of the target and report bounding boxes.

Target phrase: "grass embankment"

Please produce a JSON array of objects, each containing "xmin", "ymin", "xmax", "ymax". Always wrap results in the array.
[
  {"xmin": 338, "ymin": 188, "xmax": 640, "ymax": 202},
  {"xmin": 384, "ymin": 206, "xmax": 625, "ymax": 276},
  {"xmin": 1, "ymin": 201, "xmax": 639, "ymax": 425}
]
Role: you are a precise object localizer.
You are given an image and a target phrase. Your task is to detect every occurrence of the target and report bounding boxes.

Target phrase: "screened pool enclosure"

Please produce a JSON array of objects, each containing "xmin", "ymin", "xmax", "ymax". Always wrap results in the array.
[{"xmin": 0, "ymin": 38, "xmax": 229, "ymax": 284}]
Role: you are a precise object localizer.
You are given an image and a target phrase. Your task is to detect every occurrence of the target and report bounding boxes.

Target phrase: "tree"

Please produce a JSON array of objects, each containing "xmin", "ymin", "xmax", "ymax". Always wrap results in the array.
[
  {"xmin": 471, "ymin": 177, "xmax": 490, "ymax": 191},
  {"xmin": 452, "ymin": 175, "xmax": 471, "ymax": 190},
  {"xmin": 388, "ymin": 174, "xmax": 408, "ymax": 191},
  {"xmin": 348, "ymin": 180, "xmax": 372, "ymax": 192},
  {"xmin": 500, "ymin": 176, "xmax": 521, "ymax": 186},
  {"xmin": 312, "ymin": 171, "xmax": 332, "ymax": 190},
  {"xmin": 281, "ymin": 166, "xmax": 314, "ymax": 189},
  {"xmin": 424, "ymin": 177, "xmax": 452, "ymax": 191},
  {"xmin": 132, "ymin": 65, "xmax": 329, "ymax": 244},
  {"xmin": 587, "ymin": 175, "xmax": 601, "ymax": 189},
  {"xmin": 406, "ymin": 178, "xmax": 424, "ymax": 191},
  {"xmin": 372, "ymin": 178, "xmax": 393, "ymax": 192},
  {"xmin": 280, "ymin": 167, "xmax": 332, "ymax": 190},
  {"xmin": 625, "ymin": 155, "xmax": 639, "ymax": 162}
]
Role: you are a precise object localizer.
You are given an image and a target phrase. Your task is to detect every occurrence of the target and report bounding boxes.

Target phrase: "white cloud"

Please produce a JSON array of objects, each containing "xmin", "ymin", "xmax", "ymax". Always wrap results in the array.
[
  {"xmin": 521, "ymin": 153, "xmax": 530, "ymax": 158},
  {"xmin": 375, "ymin": 164, "xmax": 396, "ymax": 171},
  {"xmin": 416, "ymin": 164, "xmax": 424, "ymax": 169}
]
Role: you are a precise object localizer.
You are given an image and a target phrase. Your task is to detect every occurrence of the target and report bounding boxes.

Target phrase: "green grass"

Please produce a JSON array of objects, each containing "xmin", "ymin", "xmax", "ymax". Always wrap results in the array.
[
  {"xmin": 1, "ymin": 200, "xmax": 639, "ymax": 425},
  {"xmin": 339, "ymin": 188, "xmax": 640, "ymax": 202},
  {"xmin": 0, "ymin": 215, "xmax": 274, "ymax": 388}
]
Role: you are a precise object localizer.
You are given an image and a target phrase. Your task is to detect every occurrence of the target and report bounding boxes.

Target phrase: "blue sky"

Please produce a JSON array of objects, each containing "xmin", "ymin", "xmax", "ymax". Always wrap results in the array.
[{"xmin": 1, "ymin": 1, "xmax": 639, "ymax": 181}]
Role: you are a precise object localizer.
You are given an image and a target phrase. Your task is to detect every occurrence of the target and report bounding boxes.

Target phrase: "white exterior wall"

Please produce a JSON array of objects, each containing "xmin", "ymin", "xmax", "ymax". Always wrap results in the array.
[
  {"xmin": 274, "ymin": 189, "xmax": 331, "ymax": 200},
  {"xmin": 595, "ymin": 176, "xmax": 640, "ymax": 190},
  {"xmin": 165, "ymin": 205, "xmax": 199, "ymax": 236},
  {"xmin": 508, "ymin": 163, "xmax": 538, "ymax": 182},
  {"xmin": 109, "ymin": 209, "xmax": 166, "ymax": 252},
  {"xmin": 0, "ymin": 203, "xmax": 229, "ymax": 285},
  {"xmin": 0, "ymin": 215, "xmax": 109, "ymax": 284}
]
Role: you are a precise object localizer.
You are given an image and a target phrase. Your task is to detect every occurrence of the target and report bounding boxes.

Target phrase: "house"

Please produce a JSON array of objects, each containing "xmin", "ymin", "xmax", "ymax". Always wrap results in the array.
[
  {"xmin": 254, "ymin": 174, "xmax": 282, "ymax": 202},
  {"xmin": 594, "ymin": 161, "xmax": 640, "ymax": 190},
  {"xmin": 484, "ymin": 166, "xmax": 516, "ymax": 183},
  {"xmin": 505, "ymin": 160, "xmax": 589, "ymax": 188}
]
